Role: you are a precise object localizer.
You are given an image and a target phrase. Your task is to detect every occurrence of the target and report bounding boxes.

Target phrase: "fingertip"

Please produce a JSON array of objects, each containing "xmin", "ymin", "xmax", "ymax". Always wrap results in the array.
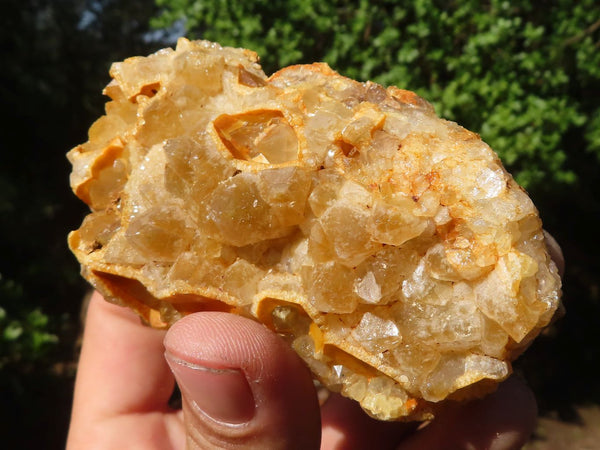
[
  {"xmin": 321, "ymin": 393, "xmax": 415, "ymax": 450},
  {"xmin": 486, "ymin": 376, "xmax": 538, "ymax": 448},
  {"xmin": 399, "ymin": 376, "xmax": 537, "ymax": 450},
  {"xmin": 165, "ymin": 312, "xmax": 321, "ymax": 449},
  {"xmin": 464, "ymin": 376, "xmax": 537, "ymax": 450},
  {"xmin": 164, "ymin": 311, "xmax": 282, "ymax": 372}
]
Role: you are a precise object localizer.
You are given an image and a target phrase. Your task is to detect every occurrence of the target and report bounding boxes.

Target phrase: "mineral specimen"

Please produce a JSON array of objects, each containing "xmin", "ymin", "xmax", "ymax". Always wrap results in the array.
[{"xmin": 68, "ymin": 38, "xmax": 562, "ymax": 421}]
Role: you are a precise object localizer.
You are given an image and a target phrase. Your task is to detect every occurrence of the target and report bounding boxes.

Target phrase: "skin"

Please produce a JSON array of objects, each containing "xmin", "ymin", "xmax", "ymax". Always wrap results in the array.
[
  {"xmin": 67, "ymin": 236, "xmax": 563, "ymax": 449},
  {"xmin": 66, "ymin": 294, "xmax": 534, "ymax": 450}
]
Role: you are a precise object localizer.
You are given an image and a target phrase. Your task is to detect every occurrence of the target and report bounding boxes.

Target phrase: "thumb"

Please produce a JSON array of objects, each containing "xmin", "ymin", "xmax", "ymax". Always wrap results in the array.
[{"xmin": 164, "ymin": 312, "xmax": 321, "ymax": 449}]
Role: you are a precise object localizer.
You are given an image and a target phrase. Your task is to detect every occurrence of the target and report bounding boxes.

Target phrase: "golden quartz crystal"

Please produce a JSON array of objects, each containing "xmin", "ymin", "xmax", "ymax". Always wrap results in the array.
[{"xmin": 68, "ymin": 38, "xmax": 562, "ymax": 421}]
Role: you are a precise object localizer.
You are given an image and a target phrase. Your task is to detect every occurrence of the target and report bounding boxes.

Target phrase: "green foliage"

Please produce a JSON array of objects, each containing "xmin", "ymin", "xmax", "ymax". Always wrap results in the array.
[
  {"xmin": 153, "ymin": 0, "xmax": 600, "ymax": 192},
  {"xmin": 586, "ymin": 109, "xmax": 600, "ymax": 158},
  {"xmin": 0, "ymin": 302, "xmax": 59, "ymax": 369},
  {"xmin": 0, "ymin": 273, "xmax": 61, "ymax": 371}
]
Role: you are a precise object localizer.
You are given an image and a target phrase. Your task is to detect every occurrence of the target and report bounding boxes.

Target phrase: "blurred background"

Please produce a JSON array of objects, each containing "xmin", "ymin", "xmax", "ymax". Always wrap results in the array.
[{"xmin": 1, "ymin": 1, "xmax": 599, "ymax": 448}]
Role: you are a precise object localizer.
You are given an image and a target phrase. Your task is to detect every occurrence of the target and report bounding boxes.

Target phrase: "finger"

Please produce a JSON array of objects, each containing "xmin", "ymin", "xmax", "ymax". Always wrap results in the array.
[
  {"xmin": 397, "ymin": 376, "xmax": 537, "ymax": 450},
  {"xmin": 68, "ymin": 291, "xmax": 181, "ymax": 449},
  {"xmin": 164, "ymin": 312, "xmax": 321, "ymax": 450},
  {"xmin": 321, "ymin": 393, "xmax": 417, "ymax": 450},
  {"xmin": 75, "ymin": 292, "xmax": 174, "ymax": 414}
]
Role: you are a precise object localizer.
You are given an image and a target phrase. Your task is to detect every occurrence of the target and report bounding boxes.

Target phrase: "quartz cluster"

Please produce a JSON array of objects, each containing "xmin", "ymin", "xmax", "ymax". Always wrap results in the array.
[{"xmin": 68, "ymin": 38, "xmax": 562, "ymax": 421}]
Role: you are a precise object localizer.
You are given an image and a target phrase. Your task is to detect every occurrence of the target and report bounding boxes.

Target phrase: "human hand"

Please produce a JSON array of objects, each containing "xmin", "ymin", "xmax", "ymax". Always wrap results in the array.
[{"xmin": 66, "ymin": 290, "xmax": 542, "ymax": 449}]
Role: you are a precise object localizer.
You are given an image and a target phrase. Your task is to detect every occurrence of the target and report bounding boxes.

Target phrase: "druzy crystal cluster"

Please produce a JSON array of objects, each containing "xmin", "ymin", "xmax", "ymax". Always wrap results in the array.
[{"xmin": 68, "ymin": 38, "xmax": 562, "ymax": 420}]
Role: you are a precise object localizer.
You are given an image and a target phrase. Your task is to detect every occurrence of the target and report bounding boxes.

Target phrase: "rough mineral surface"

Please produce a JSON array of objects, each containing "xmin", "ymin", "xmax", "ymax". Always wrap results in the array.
[{"xmin": 68, "ymin": 38, "xmax": 562, "ymax": 421}]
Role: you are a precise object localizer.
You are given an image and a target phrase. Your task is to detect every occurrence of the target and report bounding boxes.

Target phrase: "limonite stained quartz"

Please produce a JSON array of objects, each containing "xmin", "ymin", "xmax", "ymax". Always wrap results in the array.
[{"xmin": 68, "ymin": 38, "xmax": 562, "ymax": 421}]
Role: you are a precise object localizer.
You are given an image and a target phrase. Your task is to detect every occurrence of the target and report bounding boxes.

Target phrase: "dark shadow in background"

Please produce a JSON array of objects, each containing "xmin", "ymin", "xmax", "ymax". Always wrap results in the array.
[{"xmin": 0, "ymin": 1, "xmax": 171, "ymax": 447}]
